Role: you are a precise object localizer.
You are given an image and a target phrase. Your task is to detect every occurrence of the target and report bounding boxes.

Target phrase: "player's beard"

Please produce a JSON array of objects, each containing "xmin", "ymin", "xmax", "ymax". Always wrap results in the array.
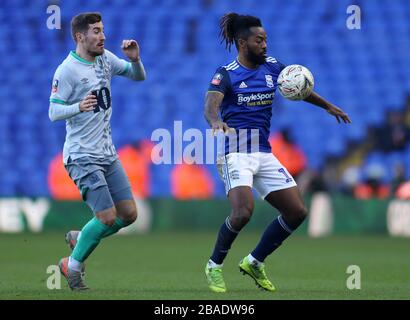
[
  {"xmin": 247, "ymin": 47, "xmax": 266, "ymax": 66},
  {"xmin": 88, "ymin": 46, "xmax": 104, "ymax": 57},
  {"xmin": 88, "ymin": 48, "xmax": 104, "ymax": 58},
  {"xmin": 86, "ymin": 40, "xmax": 104, "ymax": 57}
]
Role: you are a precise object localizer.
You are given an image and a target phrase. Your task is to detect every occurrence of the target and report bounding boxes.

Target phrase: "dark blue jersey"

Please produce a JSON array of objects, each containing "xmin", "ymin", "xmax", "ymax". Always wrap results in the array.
[{"xmin": 208, "ymin": 57, "xmax": 285, "ymax": 154}]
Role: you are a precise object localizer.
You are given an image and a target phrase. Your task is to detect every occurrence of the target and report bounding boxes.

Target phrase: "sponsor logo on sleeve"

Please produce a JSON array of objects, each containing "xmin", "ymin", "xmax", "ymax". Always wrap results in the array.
[
  {"xmin": 211, "ymin": 73, "xmax": 223, "ymax": 85},
  {"xmin": 52, "ymin": 79, "xmax": 59, "ymax": 93}
]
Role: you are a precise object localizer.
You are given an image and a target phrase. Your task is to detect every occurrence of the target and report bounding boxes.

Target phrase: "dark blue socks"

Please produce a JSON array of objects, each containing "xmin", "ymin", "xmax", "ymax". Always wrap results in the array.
[
  {"xmin": 251, "ymin": 215, "xmax": 293, "ymax": 262},
  {"xmin": 210, "ymin": 217, "xmax": 239, "ymax": 265}
]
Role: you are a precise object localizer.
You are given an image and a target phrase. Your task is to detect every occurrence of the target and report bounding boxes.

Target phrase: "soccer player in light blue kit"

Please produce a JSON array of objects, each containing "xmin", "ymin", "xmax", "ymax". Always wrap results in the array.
[
  {"xmin": 49, "ymin": 12, "xmax": 146, "ymax": 290},
  {"xmin": 204, "ymin": 13, "xmax": 351, "ymax": 292}
]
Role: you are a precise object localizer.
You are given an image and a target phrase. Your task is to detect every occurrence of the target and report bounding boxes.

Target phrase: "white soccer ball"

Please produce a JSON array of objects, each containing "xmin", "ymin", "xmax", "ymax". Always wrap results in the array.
[{"xmin": 277, "ymin": 64, "xmax": 314, "ymax": 101}]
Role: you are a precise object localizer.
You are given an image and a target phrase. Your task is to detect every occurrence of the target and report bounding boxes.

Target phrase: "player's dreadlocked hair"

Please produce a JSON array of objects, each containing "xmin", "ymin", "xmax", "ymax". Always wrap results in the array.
[{"xmin": 219, "ymin": 13, "xmax": 262, "ymax": 51}]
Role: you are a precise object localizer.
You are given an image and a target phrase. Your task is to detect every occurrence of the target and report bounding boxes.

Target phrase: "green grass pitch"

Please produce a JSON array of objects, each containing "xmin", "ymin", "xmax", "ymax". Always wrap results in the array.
[{"xmin": 0, "ymin": 232, "xmax": 409, "ymax": 300}]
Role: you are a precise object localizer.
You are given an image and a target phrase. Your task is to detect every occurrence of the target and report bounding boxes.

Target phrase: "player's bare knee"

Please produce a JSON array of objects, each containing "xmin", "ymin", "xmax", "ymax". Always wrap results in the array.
[
  {"xmin": 96, "ymin": 208, "xmax": 117, "ymax": 227},
  {"xmin": 118, "ymin": 204, "xmax": 138, "ymax": 225},
  {"xmin": 296, "ymin": 206, "xmax": 308, "ymax": 222},
  {"xmin": 230, "ymin": 205, "xmax": 253, "ymax": 229},
  {"xmin": 281, "ymin": 205, "xmax": 307, "ymax": 229},
  {"xmin": 291, "ymin": 206, "xmax": 308, "ymax": 228},
  {"xmin": 124, "ymin": 208, "xmax": 137, "ymax": 224}
]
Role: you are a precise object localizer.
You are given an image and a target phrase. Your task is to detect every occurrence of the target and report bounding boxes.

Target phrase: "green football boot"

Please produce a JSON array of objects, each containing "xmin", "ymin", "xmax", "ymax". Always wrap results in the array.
[
  {"xmin": 239, "ymin": 256, "xmax": 276, "ymax": 292},
  {"xmin": 205, "ymin": 263, "xmax": 227, "ymax": 293}
]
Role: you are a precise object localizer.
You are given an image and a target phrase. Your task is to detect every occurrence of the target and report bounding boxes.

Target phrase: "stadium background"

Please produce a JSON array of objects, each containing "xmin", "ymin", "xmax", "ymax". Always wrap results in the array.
[{"xmin": 0, "ymin": 0, "xmax": 409, "ymax": 299}]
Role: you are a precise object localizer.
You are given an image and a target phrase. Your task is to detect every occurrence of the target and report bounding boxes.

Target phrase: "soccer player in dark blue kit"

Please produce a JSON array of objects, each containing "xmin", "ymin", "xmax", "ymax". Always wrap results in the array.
[{"xmin": 204, "ymin": 13, "xmax": 351, "ymax": 292}]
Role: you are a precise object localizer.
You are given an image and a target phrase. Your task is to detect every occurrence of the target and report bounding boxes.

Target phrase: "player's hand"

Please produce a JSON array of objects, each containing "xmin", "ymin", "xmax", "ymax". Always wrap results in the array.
[
  {"xmin": 326, "ymin": 104, "xmax": 351, "ymax": 124},
  {"xmin": 79, "ymin": 94, "xmax": 98, "ymax": 112},
  {"xmin": 121, "ymin": 39, "xmax": 140, "ymax": 62},
  {"xmin": 211, "ymin": 121, "xmax": 235, "ymax": 135}
]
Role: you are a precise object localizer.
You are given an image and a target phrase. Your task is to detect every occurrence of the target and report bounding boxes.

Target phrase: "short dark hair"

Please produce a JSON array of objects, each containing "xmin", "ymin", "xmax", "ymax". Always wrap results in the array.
[
  {"xmin": 219, "ymin": 13, "xmax": 262, "ymax": 51},
  {"xmin": 71, "ymin": 12, "xmax": 102, "ymax": 42}
]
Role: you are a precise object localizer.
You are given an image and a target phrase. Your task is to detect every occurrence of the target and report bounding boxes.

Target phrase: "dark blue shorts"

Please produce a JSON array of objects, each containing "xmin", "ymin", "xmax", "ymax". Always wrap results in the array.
[{"xmin": 65, "ymin": 157, "xmax": 133, "ymax": 213}]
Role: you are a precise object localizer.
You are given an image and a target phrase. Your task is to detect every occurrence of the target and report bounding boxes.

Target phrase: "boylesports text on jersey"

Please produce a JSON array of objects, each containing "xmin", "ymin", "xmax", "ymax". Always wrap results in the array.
[{"xmin": 237, "ymin": 91, "xmax": 275, "ymax": 106}]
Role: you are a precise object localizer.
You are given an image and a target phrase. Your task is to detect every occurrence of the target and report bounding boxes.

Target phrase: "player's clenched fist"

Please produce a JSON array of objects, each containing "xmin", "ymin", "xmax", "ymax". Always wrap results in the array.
[
  {"xmin": 121, "ymin": 39, "xmax": 140, "ymax": 62},
  {"xmin": 79, "ymin": 94, "xmax": 98, "ymax": 112}
]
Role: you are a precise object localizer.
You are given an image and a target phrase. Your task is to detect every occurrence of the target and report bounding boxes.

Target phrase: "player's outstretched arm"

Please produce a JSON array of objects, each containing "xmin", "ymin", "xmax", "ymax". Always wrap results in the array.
[
  {"xmin": 204, "ymin": 91, "xmax": 233, "ymax": 135},
  {"xmin": 304, "ymin": 91, "xmax": 351, "ymax": 124}
]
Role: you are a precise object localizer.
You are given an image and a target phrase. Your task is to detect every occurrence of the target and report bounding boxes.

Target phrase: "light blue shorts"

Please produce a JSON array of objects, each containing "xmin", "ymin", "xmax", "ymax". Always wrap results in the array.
[{"xmin": 65, "ymin": 157, "xmax": 133, "ymax": 214}]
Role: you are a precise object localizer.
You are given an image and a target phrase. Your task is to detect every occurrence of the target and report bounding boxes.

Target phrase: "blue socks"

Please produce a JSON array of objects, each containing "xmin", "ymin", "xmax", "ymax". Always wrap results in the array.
[
  {"xmin": 210, "ymin": 217, "xmax": 239, "ymax": 265},
  {"xmin": 251, "ymin": 215, "xmax": 293, "ymax": 262},
  {"xmin": 210, "ymin": 215, "xmax": 295, "ymax": 265}
]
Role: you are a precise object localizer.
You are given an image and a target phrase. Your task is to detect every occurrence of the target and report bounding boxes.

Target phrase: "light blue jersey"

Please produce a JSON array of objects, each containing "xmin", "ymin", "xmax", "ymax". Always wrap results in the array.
[{"xmin": 49, "ymin": 49, "xmax": 146, "ymax": 164}]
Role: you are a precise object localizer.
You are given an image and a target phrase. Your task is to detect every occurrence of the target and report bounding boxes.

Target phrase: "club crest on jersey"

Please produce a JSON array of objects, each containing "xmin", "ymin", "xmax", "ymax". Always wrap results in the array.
[
  {"xmin": 211, "ymin": 73, "xmax": 223, "ymax": 85},
  {"xmin": 99, "ymin": 58, "xmax": 110, "ymax": 79},
  {"xmin": 103, "ymin": 67, "xmax": 110, "ymax": 79},
  {"xmin": 52, "ymin": 79, "xmax": 59, "ymax": 93},
  {"xmin": 265, "ymin": 75, "xmax": 274, "ymax": 88}
]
